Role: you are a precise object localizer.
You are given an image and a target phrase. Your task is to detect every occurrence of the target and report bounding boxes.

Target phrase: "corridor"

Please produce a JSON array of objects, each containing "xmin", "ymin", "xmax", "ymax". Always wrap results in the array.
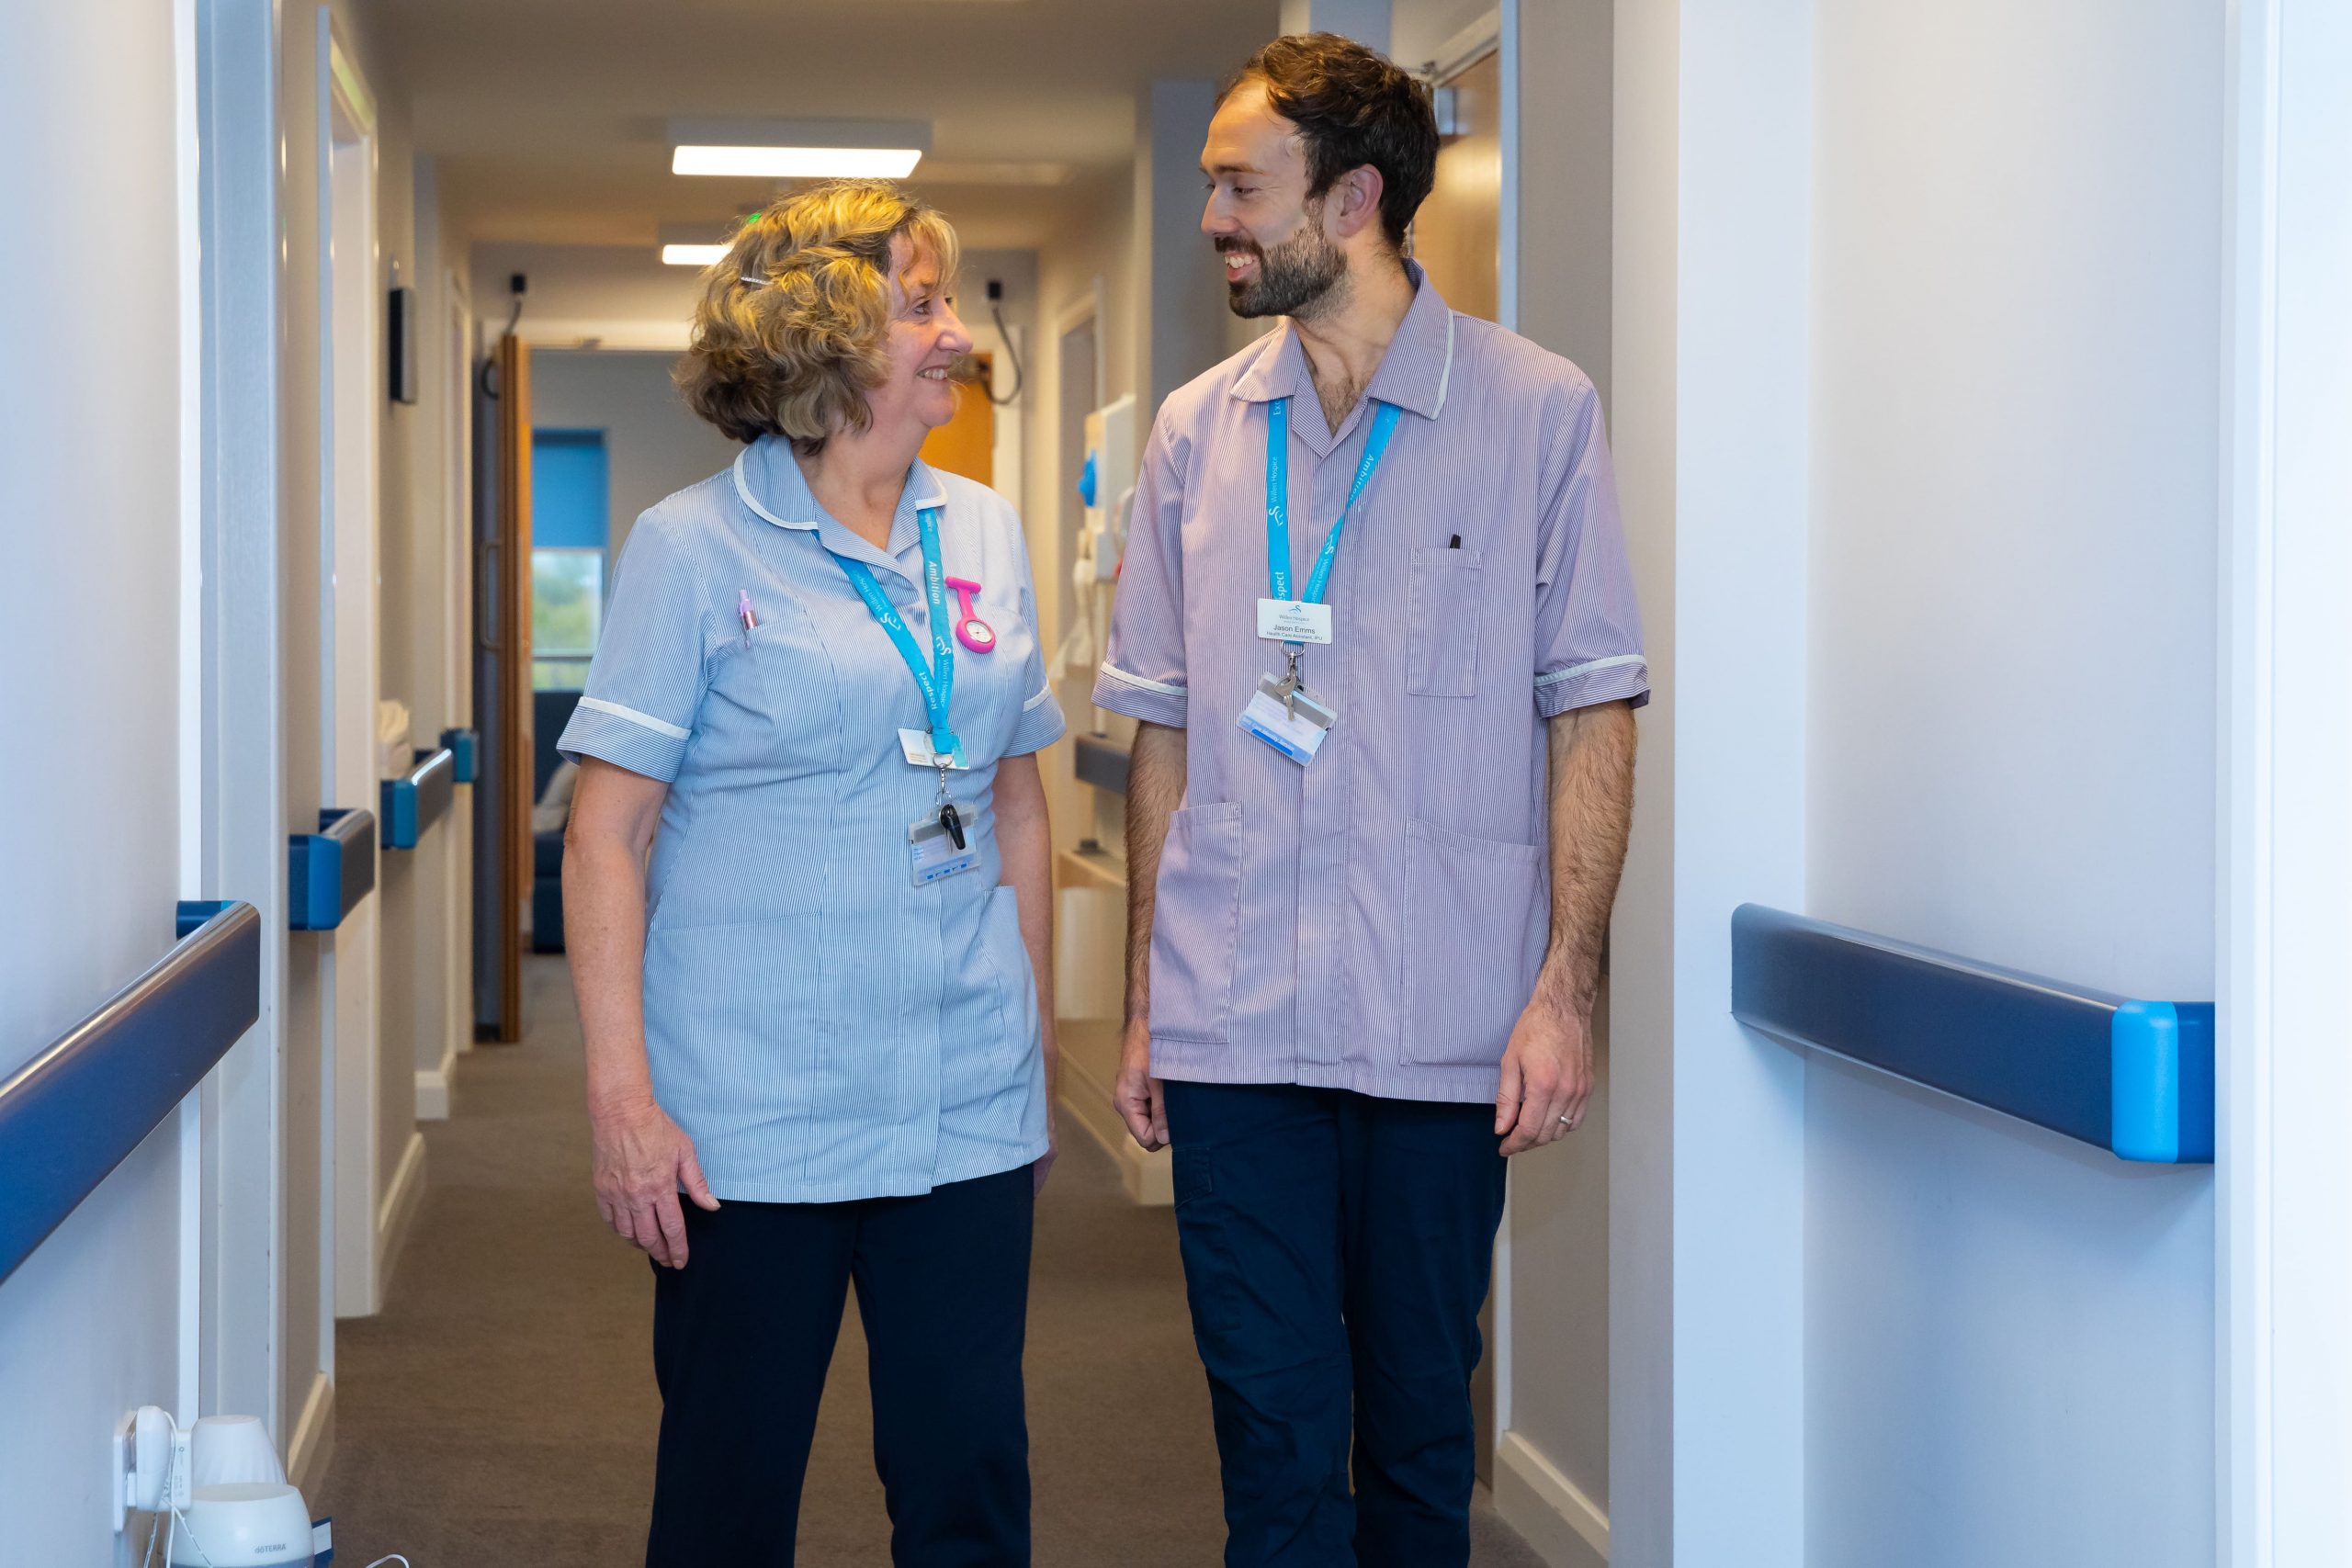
[{"xmin": 314, "ymin": 958, "xmax": 1548, "ymax": 1565}]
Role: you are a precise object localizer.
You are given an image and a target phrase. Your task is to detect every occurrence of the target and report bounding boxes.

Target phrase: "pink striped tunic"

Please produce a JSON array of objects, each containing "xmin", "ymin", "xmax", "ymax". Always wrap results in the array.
[{"xmin": 1093, "ymin": 266, "xmax": 1648, "ymax": 1103}]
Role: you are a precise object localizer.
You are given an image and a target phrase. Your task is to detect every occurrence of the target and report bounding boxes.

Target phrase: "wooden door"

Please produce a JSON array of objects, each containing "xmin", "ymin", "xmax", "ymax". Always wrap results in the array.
[
  {"xmin": 475, "ymin": 333, "xmax": 531, "ymax": 1043},
  {"xmin": 919, "ymin": 354, "xmax": 994, "ymax": 485}
]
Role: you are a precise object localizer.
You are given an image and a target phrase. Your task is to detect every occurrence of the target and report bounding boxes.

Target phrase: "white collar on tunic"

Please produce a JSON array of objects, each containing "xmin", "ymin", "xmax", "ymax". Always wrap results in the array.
[{"xmin": 731, "ymin": 434, "xmax": 950, "ymax": 534}]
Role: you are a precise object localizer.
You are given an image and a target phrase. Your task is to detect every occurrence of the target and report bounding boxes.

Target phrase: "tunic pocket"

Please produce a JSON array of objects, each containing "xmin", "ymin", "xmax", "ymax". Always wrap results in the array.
[
  {"xmin": 1148, "ymin": 802, "xmax": 1244, "ymax": 1043},
  {"xmin": 1407, "ymin": 547, "xmax": 1485, "ymax": 698},
  {"xmin": 1400, "ymin": 818, "xmax": 1545, "ymax": 1066},
  {"xmin": 981, "ymin": 883, "xmax": 1040, "ymax": 1073}
]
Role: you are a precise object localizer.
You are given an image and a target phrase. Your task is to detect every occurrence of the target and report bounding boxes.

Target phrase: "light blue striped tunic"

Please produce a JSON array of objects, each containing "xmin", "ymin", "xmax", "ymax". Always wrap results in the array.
[{"xmin": 560, "ymin": 437, "xmax": 1065, "ymax": 1202}]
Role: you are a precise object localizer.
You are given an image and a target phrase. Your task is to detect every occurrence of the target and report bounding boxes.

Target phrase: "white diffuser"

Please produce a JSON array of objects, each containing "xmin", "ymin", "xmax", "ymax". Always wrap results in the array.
[
  {"xmin": 190, "ymin": 1416, "xmax": 288, "ymax": 1487},
  {"xmin": 167, "ymin": 1482, "xmax": 313, "ymax": 1566}
]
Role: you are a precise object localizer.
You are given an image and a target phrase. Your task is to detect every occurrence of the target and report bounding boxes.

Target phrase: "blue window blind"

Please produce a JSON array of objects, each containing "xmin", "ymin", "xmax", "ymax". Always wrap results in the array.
[{"xmin": 532, "ymin": 428, "xmax": 608, "ymax": 549}]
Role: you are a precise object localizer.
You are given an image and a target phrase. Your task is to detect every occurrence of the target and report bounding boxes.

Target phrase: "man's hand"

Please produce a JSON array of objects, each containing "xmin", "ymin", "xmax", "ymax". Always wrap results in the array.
[
  {"xmin": 1034, "ymin": 1119, "xmax": 1058, "ymax": 1195},
  {"xmin": 1114, "ymin": 1016, "xmax": 1170, "ymax": 1150},
  {"xmin": 1494, "ymin": 995, "xmax": 1594, "ymax": 1155},
  {"xmin": 590, "ymin": 1090, "xmax": 720, "ymax": 1268}
]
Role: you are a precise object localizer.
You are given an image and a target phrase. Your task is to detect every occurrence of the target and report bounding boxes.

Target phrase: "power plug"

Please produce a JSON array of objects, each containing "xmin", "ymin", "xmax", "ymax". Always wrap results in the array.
[{"xmin": 115, "ymin": 1404, "xmax": 189, "ymax": 1529}]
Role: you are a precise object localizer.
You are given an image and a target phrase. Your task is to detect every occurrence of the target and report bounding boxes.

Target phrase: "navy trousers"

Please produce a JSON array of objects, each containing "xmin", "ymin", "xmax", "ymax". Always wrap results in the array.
[
  {"xmin": 1161, "ymin": 1082, "xmax": 1510, "ymax": 1568},
  {"xmin": 644, "ymin": 1164, "xmax": 1034, "ymax": 1567}
]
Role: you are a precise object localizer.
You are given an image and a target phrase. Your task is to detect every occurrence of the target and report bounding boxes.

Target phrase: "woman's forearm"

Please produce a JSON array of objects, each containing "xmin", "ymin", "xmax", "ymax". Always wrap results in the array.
[
  {"xmin": 996, "ymin": 755, "xmax": 1057, "ymax": 1104},
  {"xmin": 564, "ymin": 829, "xmax": 659, "ymax": 1114}
]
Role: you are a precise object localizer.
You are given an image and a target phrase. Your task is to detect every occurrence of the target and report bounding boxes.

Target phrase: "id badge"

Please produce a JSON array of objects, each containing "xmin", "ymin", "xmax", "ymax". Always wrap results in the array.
[
  {"xmin": 1237, "ymin": 674, "xmax": 1337, "ymax": 765},
  {"xmin": 1257, "ymin": 598, "xmax": 1334, "ymax": 644},
  {"xmin": 909, "ymin": 818, "xmax": 978, "ymax": 886},
  {"xmin": 899, "ymin": 728, "xmax": 971, "ymax": 770}
]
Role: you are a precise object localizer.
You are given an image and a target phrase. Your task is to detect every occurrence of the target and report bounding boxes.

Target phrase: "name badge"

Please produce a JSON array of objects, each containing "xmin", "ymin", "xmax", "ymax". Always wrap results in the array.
[
  {"xmin": 909, "ymin": 818, "xmax": 978, "ymax": 885},
  {"xmin": 1237, "ymin": 674, "xmax": 1337, "ymax": 766},
  {"xmin": 1257, "ymin": 598, "xmax": 1333, "ymax": 645},
  {"xmin": 899, "ymin": 728, "xmax": 971, "ymax": 770}
]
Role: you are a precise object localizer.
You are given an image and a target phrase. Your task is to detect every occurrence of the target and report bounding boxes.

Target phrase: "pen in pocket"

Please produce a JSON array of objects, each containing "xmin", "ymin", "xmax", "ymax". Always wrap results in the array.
[{"xmin": 738, "ymin": 589, "xmax": 758, "ymax": 645}]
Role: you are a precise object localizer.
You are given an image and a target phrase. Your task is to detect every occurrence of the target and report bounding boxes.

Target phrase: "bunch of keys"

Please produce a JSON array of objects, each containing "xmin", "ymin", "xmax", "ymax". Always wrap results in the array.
[
  {"xmin": 1272, "ymin": 649, "xmax": 1305, "ymax": 719},
  {"xmin": 933, "ymin": 761, "xmax": 966, "ymax": 850}
]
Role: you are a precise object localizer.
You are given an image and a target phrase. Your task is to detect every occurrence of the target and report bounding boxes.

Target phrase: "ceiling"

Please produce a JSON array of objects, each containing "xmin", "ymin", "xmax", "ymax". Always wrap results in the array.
[{"xmin": 370, "ymin": 0, "xmax": 1280, "ymax": 252}]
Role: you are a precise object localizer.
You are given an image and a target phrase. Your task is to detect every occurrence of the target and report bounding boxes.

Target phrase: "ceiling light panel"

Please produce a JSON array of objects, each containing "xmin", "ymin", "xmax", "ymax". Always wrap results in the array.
[
  {"xmin": 667, "ymin": 117, "xmax": 931, "ymax": 181},
  {"xmin": 661, "ymin": 243, "xmax": 730, "ymax": 266},
  {"xmin": 673, "ymin": 145, "xmax": 922, "ymax": 178}
]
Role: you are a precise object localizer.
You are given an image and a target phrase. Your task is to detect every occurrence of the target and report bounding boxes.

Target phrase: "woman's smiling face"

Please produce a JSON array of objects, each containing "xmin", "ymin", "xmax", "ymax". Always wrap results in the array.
[{"xmin": 870, "ymin": 234, "xmax": 973, "ymax": 435}]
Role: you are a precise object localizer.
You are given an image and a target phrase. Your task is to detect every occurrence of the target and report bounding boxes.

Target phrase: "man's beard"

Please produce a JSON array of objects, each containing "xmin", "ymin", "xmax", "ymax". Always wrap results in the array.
[{"xmin": 1222, "ymin": 219, "xmax": 1347, "ymax": 320}]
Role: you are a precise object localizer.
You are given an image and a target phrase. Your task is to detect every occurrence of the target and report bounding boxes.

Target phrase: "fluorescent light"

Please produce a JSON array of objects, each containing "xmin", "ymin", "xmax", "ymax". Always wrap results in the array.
[
  {"xmin": 672, "ymin": 145, "xmax": 923, "ymax": 178},
  {"xmin": 667, "ymin": 117, "xmax": 930, "ymax": 181},
  {"xmin": 661, "ymin": 243, "xmax": 730, "ymax": 266}
]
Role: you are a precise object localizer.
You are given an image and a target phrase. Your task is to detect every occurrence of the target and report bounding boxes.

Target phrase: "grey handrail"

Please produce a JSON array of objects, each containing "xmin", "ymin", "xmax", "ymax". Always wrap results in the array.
[
  {"xmin": 0, "ymin": 901, "xmax": 262, "ymax": 1284},
  {"xmin": 1730, "ymin": 904, "xmax": 2213, "ymax": 1164}
]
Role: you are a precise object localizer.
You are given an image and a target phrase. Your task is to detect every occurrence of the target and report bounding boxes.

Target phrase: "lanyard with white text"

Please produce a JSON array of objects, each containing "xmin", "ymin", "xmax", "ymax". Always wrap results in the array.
[
  {"xmin": 828, "ymin": 506, "xmax": 958, "ymax": 762},
  {"xmin": 1263, "ymin": 394, "xmax": 1404, "ymax": 641}
]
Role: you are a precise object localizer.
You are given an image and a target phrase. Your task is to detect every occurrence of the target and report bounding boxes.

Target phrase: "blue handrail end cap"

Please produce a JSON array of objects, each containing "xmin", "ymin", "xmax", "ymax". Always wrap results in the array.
[
  {"xmin": 288, "ymin": 833, "xmax": 338, "ymax": 931},
  {"xmin": 379, "ymin": 776, "xmax": 416, "ymax": 849},
  {"xmin": 441, "ymin": 728, "xmax": 478, "ymax": 784},
  {"xmin": 175, "ymin": 900, "xmax": 239, "ymax": 941},
  {"xmin": 2111, "ymin": 1000, "xmax": 2215, "ymax": 1164}
]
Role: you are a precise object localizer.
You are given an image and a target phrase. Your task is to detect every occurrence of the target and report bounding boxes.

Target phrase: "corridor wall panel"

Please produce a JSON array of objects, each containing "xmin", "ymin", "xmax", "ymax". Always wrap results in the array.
[
  {"xmin": 0, "ymin": 1, "xmax": 197, "ymax": 1561},
  {"xmin": 1802, "ymin": 2, "xmax": 2220, "ymax": 1563}
]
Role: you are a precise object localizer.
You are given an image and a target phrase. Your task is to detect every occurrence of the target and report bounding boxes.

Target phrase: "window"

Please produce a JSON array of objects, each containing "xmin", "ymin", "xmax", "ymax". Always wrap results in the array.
[
  {"xmin": 531, "ymin": 428, "xmax": 608, "ymax": 690},
  {"xmin": 532, "ymin": 549, "xmax": 603, "ymax": 689}
]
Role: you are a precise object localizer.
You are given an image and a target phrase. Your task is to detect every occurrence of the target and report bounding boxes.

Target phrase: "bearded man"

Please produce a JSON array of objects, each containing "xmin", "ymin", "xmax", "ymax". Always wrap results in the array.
[{"xmin": 1091, "ymin": 31, "xmax": 1648, "ymax": 1568}]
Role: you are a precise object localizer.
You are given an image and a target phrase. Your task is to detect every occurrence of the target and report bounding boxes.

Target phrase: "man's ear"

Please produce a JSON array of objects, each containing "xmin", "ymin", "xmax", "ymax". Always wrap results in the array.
[{"xmin": 1322, "ymin": 164, "xmax": 1388, "ymax": 243}]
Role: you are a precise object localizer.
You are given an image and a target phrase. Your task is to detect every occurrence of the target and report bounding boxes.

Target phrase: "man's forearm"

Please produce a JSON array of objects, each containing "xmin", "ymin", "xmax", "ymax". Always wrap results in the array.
[
  {"xmin": 1123, "ymin": 720, "xmax": 1188, "ymax": 1024},
  {"xmin": 1533, "ymin": 700, "xmax": 1637, "ymax": 1017}
]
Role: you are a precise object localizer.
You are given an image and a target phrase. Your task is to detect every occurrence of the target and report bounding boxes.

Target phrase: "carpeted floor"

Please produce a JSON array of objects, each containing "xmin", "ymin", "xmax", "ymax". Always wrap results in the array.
[{"xmin": 316, "ymin": 956, "xmax": 1549, "ymax": 1567}]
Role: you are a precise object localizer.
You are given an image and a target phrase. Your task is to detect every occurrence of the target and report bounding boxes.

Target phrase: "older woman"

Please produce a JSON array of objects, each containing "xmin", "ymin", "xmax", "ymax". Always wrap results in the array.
[{"xmin": 559, "ymin": 180, "xmax": 1062, "ymax": 1566}]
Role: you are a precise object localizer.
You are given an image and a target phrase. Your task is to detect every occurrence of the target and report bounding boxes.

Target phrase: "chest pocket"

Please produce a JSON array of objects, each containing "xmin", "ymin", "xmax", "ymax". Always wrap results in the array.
[
  {"xmin": 1406, "ymin": 547, "xmax": 1485, "ymax": 698},
  {"xmin": 713, "ymin": 609, "xmax": 847, "ymax": 779}
]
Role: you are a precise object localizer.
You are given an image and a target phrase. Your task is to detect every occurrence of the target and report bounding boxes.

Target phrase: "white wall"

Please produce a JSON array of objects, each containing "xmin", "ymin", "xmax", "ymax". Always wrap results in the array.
[
  {"xmin": 472, "ymin": 240, "xmax": 704, "ymax": 352},
  {"xmin": 1802, "ymin": 3, "xmax": 2221, "ymax": 1562},
  {"xmin": 0, "ymin": 1, "xmax": 198, "ymax": 1560},
  {"xmin": 1391, "ymin": 0, "xmax": 1499, "ymax": 66},
  {"xmin": 530, "ymin": 350, "xmax": 741, "ymax": 565}
]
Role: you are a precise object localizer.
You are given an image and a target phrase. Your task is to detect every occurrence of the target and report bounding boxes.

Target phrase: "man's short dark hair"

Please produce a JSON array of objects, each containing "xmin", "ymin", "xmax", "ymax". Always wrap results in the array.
[{"xmin": 1219, "ymin": 33, "xmax": 1438, "ymax": 253}]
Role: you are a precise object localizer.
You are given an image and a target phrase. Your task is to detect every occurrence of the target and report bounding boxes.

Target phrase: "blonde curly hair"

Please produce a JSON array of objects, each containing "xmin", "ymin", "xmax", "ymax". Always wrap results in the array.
[{"xmin": 675, "ymin": 179, "xmax": 961, "ymax": 451}]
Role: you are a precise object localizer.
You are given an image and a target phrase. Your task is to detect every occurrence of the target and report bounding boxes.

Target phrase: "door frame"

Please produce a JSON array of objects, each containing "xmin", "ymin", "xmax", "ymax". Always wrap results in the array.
[
  {"xmin": 2218, "ymin": 0, "xmax": 2352, "ymax": 1558},
  {"xmin": 187, "ymin": 0, "xmax": 288, "ymax": 1434},
  {"xmin": 317, "ymin": 16, "xmax": 384, "ymax": 1318},
  {"xmin": 441, "ymin": 266, "xmax": 475, "ymax": 1089}
]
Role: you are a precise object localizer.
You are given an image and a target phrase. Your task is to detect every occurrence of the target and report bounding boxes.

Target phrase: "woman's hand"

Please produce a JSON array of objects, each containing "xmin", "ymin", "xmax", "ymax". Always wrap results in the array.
[{"xmin": 590, "ymin": 1091, "xmax": 720, "ymax": 1269}]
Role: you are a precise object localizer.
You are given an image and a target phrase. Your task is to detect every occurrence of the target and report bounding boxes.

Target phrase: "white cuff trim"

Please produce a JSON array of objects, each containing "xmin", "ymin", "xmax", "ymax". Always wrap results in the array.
[
  {"xmin": 1098, "ymin": 661, "xmax": 1186, "ymax": 697},
  {"xmin": 577, "ymin": 696, "xmax": 691, "ymax": 740},
  {"xmin": 1535, "ymin": 653, "xmax": 1645, "ymax": 688},
  {"xmin": 1023, "ymin": 684, "xmax": 1056, "ymax": 712}
]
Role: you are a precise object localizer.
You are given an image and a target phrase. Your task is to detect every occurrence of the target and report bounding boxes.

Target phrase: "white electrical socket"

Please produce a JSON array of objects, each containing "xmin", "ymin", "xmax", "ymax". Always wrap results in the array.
[{"xmin": 115, "ymin": 1405, "xmax": 188, "ymax": 1530}]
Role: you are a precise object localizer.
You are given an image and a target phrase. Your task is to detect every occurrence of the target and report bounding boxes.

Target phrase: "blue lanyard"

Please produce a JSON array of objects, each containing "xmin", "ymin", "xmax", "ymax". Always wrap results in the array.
[
  {"xmin": 826, "ymin": 506, "xmax": 957, "ymax": 758},
  {"xmin": 1264, "ymin": 396, "xmax": 1404, "ymax": 606}
]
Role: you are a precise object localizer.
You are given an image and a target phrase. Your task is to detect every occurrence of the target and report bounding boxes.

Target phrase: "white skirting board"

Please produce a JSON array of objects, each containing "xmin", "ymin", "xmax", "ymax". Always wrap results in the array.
[
  {"xmin": 286, "ymin": 1371, "xmax": 335, "ymax": 1502},
  {"xmin": 1494, "ymin": 1429, "xmax": 1609, "ymax": 1567},
  {"xmin": 415, "ymin": 1034, "xmax": 459, "ymax": 1120},
  {"xmin": 374, "ymin": 1131, "xmax": 428, "ymax": 1291}
]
